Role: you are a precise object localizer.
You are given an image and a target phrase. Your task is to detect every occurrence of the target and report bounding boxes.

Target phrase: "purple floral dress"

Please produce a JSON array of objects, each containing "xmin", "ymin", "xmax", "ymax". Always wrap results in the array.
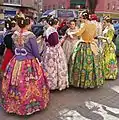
[{"xmin": 42, "ymin": 26, "xmax": 69, "ymax": 91}]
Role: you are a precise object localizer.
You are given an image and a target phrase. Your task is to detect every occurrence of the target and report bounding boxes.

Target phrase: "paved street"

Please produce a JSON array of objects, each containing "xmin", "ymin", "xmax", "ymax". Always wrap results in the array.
[{"xmin": 0, "ymin": 59, "xmax": 119, "ymax": 120}]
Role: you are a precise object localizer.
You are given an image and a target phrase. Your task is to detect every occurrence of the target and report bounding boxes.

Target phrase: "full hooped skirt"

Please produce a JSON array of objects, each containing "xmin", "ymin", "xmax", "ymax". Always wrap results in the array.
[
  {"xmin": 42, "ymin": 44, "xmax": 69, "ymax": 91},
  {"xmin": 1, "ymin": 58, "xmax": 49, "ymax": 115},
  {"xmin": 68, "ymin": 42, "xmax": 104, "ymax": 88}
]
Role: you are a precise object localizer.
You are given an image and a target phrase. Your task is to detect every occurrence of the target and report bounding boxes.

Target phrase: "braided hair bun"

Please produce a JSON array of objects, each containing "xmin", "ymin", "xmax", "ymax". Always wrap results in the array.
[
  {"xmin": 47, "ymin": 17, "xmax": 59, "ymax": 26},
  {"xmin": 103, "ymin": 16, "xmax": 112, "ymax": 23},
  {"xmin": 16, "ymin": 14, "xmax": 30, "ymax": 28},
  {"xmin": 81, "ymin": 10, "xmax": 90, "ymax": 20},
  {"xmin": 11, "ymin": 17, "xmax": 16, "ymax": 28},
  {"xmin": 5, "ymin": 18, "xmax": 12, "ymax": 30}
]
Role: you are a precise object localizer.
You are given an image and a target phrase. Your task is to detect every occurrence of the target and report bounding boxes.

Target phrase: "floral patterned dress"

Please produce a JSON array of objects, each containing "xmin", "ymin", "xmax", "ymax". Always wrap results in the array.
[
  {"xmin": 42, "ymin": 26, "xmax": 69, "ymax": 91},
  {"xmin": 102, "ymin": 26, "xmax": 118, "ymax": 79},
  {"xmin": 1, "ymin": 31, "xmax": 49, "ymax": 115},
  {"xmin": 68, "ymin": 22, "xmax": 104, "ymax": 88}
]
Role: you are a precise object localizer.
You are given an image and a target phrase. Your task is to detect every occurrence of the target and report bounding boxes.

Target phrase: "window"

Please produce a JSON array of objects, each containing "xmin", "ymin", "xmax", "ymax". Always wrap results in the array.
[
  {"xmin": 4, "ymin": 0, "xmax": 21, "ymax": 4},
  {"xmin": 4, "ymin": 0, "xmax": 9, "ymax": 3},
  {"xmin": 107, "ymin": 3, "xmax": 110, "ymax": 9},
  {"xmin": 112, "ymin": 4, "xmax": 115, "ymax": 10},
  {"xmin": 53, "ymin": 4, "xmax": 56, "ymax": 9},
  {"xmin": 48, "ymin": 5, "xmax": 51, "ymax": 9},
  {"xmin": 10, "ymin": 0, "xmax": 21, "ymax": 4},
  {"xmin": 44, "ymin": 6, "xmax": 47, "ymax": 11}
]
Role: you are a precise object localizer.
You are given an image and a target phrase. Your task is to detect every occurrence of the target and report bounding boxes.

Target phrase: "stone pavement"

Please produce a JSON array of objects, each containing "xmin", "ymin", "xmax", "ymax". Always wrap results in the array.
[
  {"xmin": 0, "ymin": 59, "xmax": 119, "ymax": 120},
  {"xmin": 1, "ymin": 79, "xmax": 119, "ymax": 120}
]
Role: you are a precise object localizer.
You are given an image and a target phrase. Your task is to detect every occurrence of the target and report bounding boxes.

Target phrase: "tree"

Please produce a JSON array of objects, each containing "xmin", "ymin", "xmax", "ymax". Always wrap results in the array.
[{"xmin": 88, "ymin": 0, "xmax": 97, "ymax": 14}]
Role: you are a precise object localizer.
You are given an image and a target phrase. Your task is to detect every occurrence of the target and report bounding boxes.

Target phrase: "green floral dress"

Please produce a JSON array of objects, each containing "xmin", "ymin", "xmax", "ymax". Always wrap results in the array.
[
  {"xmin": 102, "ymin": 26, "xmax": 118, "ymax": 79},
  {"xmin": 68, "ymin": 23, "xmax": 104, "ymax": 88}
]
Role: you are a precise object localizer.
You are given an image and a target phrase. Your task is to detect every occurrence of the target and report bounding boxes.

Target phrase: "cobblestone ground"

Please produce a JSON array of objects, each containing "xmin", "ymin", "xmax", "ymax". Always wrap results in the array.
[{"xmin": 0, "ymin": 57, "xmax": 119, "ymax": 120}]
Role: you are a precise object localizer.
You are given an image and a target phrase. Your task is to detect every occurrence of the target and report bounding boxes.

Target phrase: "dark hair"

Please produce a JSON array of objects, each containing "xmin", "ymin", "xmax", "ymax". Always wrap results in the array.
[
  {"xmin": 16, "ymin": 14, "xmax": 30, "ymax": 28},
  {"xmin": 5, "ymin": 17, "xmax": 16, "ymax": 30},
  {"xmin": 69, "ymin": 19, "xmax": 76, "ymax": 24},
  {"xmin": 81, "ymin": 10, "xmax": 90, "ymax": 20},
  {"xmin": 47, "ymin": 18, "xmax": 59, "ymax": 26},
  {"xmin": 103, "ymin": 16, "xmax": 112, "ymax": 23},
  {"xmin": 5, "ymin": 18, "xmax": 12, "ymax": 30},
  {"xmin": 11, "ymin": 17, "xmax": 16, "ymax": 28}
]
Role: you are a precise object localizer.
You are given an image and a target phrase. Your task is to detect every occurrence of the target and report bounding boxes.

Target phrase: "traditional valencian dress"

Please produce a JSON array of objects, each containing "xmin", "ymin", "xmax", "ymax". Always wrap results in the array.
[
  {"xmin": 1, "ymin": 31, "xmax": 49, "ymax": 115},
  {"xmin": 42, "ymin": 26, "xmax": 69, "ymax": 90},
  {"xmin": 1, "ymin": 30, "xmax": 14, "ymax": 71},
  {"xmin": 68, "ymin": 22, "xmax": 104, "ymax": 88},
  {"xmin": 62, "ymin": 27, "xmax": 78, "ymax": 63},
  {"xmin": 101, "ymin": 25, "xmax": 118, "ymax": 79}
]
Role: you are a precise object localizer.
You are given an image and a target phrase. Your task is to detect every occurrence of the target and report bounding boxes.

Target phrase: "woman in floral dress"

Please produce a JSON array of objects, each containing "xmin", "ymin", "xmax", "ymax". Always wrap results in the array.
[
  {"xmin": 1, "ymin": 14, "xmax": 49, "ymax": 115},
  {"xmin": 62, "ymin": 19, "xmax": 78, "ymax": 63},
  {"xmin": 68, "ymin": 11, "xmax": 104, "ymax": 88},
  {"xmin": 99, "ymin": 16, "xmax": 118, "ymax": 79},
  {"xmin": 42, "ymin": 18, "xmax": 69, "ymax": 91}
]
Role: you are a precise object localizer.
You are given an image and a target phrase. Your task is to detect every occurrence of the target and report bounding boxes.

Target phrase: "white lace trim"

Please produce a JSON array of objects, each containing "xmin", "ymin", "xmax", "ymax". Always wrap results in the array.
[
  {"xmin": 45, "ymin": 26, "xmax": 57, "ymax": 39},
  {"xmin": 13, "ymin": 31, "xmax": 32, "ymax": 36}
]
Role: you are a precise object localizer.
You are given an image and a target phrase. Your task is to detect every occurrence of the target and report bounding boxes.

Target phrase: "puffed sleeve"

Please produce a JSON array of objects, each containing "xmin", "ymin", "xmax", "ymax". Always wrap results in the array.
[
  {"xmin": 75, "ymin": 23, "xmax": 86, "ymax": 36},
  {"xmin": 106, "ymin": 29, "xmax": 114, "ymax": 41},
  {"xmin": 67, "ymin": 23, "xmax": 86, "ymax": 37},
  {"xmin": 29, "ymin": 35, "xmax": 41, "ymax": 62},
  {"xmin": 47, "ymin": 32, "xmax": 59, "ymax": 46}
]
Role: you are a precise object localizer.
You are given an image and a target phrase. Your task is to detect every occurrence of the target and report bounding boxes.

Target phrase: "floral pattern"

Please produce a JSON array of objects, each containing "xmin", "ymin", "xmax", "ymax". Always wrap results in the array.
[
  {"xmin": 102, "ymin": 27, "xmax": 118, "ymax": 79},
  {"xmin": 1, "ymin": 58, "xmax": 49, "ymax": 115},
  {"xmin": 42, "ymin": 44, "xmax": 69, "ymax": 91},
  {"xmin": 68, "ymin": 42, "xmax": 104, "ymax": 88}
]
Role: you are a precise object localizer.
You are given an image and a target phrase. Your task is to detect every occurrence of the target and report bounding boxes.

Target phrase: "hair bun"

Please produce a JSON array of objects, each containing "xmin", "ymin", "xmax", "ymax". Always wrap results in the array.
[
  {"xmin": 48, "ymin": 17, "xmax": 59, "ymax": 26},
  {"xmin": 103, "ymin": 16, "xmax": 112, "ymax": 23},
  {"xmin": 16, "ymin": 14, "xmax": 30, "ymax": 28},
  {"xmin": 81, "ymin": 10, "xmax": 89, "ymax": 20},
  {"xmin": 5, "ymin": 18, "xmax": 12, "ymax": 30}
]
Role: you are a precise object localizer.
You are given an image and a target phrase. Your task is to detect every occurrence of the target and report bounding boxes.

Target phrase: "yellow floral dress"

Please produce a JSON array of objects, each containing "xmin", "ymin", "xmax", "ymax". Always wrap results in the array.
[{"xmin": 102, "ymin": 26, "xmax": 118, "ymax": 79}]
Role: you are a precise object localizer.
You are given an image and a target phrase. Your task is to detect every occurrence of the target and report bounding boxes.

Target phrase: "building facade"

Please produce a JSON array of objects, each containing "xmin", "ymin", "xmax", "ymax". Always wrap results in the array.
[
  {"xmin": 70, "ymin": 0, "xmax": 86, "ymax": 9},
  {"xmin": 96, "ymin": 0, "xmax": 119, "ymax": 13},
  {"xmin": 1, "ymin": 0, "xmax": 37, "ymax": 18},
  {"xmin": 86, "ymin": 0, "xmax": 119, "ymax": 18},
  {"xmin": 43, "ymin": 0, "xmax": 70, "ymax": 11}
]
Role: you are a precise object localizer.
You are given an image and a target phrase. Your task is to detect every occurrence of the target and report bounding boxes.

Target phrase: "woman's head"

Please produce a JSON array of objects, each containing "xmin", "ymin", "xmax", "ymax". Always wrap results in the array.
[
  {"xmin": 103, "ymin": 16, "xmax": 112, "ymax": 27},
  {"xmin": 90, "ymin": 14, "xmax": 98, "ymax": 21},
  {"xmin": 5, "ymin": 17, "xmax": 17, "ymax": 31},
  {"xmin": 69, "ymin": 19, "xmax": 76, "ymax": 29},
  {"xmin": 79, "ymin": 10, "xmax": 90, "ymax": 22},
  {"xmin": 15, "ymin": 14, "xmax": 30, "ymax": 29},
  {"xmin": 47, "ymin": 18, "xmax": 59, "ymax": 29},
  {"xmin": 5, "ymin": 18, "xmax": 12, "ymax": 30}
]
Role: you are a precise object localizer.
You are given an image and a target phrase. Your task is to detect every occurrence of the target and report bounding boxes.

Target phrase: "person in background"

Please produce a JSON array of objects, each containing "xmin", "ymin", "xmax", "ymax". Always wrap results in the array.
[
  {"xmin": 1, "ymin": 14, "xmax": 49, "ymax": 115},
  {"xmin": 99, "ymin": 16, "xmax": 118, "ymax": 80},
  {"xmin": 1, "ymin": 18, "xmax": 16, "ymax": 72},
  {"xmin": 58, "ymin": 19, "xmax": 69, "ymax": 37},
  {"xmin": 90, "ymin": 14, "xmax": 103, "ymax": 36},
  {"xmin": 62, "ymin": 19, "xmax": 78, "ymax": 63},
  {"xmin": 42, "ymin": 17, "xmax": 69, "ymax": 91}
]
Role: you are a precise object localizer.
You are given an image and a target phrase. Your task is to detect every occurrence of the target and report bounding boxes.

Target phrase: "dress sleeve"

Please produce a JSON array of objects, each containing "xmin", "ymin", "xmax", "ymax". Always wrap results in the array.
[
  {"xmin": 75, "ymin": 23, "xmax": 86, "ymax": 36},
  {"xmin": 29, "ymin": 35, "xmax": 41, "ymax": 62},
  {"xmin": 4, "ymin": 34, "xmax": 13, "ymax": 49},
  {"xmin": 68, "ymin": 23, "xmax": 86, "ymax": 37},
  {"xmin": 47, "ymin": 32, "xmax": 59, "ymax": 46},
  {"xmin": 106, "ymin": 29, "xmax": 114, "ymax": 41}
]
